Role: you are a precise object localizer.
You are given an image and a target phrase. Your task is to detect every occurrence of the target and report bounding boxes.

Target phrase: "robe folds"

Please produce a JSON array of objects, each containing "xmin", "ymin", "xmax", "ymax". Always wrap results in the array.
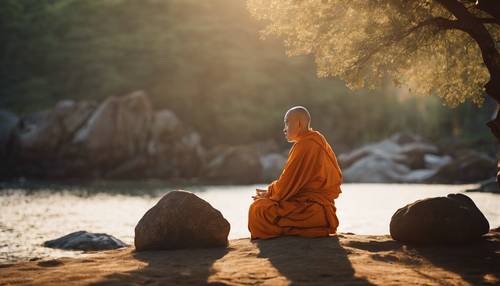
[{"xmin": 248, "ymin": 128, "xmax": 343, "ymax": 239}]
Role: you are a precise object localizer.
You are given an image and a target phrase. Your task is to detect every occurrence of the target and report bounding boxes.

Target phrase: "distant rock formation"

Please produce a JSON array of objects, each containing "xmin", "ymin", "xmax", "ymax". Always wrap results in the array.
[
  {"xmin": 339, "ymin": 133, "xmax": 496, "ymax": 184},
  {"xmin": 0, "ymin": 91, "xmax": 206, "ymax": 181},
  {"xmin": 390, "ymin": 193, "xmax": 490, "ymax": 244},
  {"xmin": 0, "ymin": 95, "xmax": 495, "ymax": 184},
  {"xmin": 134, "ymin": 190, "xmax": 230, "ymax": 251},
  {"xmin": 202, "ymin": 145, "xmax": 263, "ymax": 184},
  {"xmin": 43, "ymin": 231, "xmax": 127, "ymax": 251},
  {"xmin": 73, "ymin": 91, "xmax": 153, "ymax": 172}
]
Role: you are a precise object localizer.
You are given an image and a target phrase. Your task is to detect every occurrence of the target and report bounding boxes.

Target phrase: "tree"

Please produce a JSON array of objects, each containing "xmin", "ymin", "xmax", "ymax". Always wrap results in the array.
[{"xmin": 247, "ymin": 0, "xmax": 500, "ymax": 138}]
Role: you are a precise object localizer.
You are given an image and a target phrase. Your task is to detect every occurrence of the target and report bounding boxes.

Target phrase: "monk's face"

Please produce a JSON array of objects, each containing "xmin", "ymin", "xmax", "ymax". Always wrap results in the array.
[{"xmin": 283, "ymin": 114, "xmax": 301, "ymax": 142}]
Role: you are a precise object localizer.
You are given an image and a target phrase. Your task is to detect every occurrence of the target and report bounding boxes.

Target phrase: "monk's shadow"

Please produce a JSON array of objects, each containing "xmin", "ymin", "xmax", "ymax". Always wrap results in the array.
[
  {"xmin": 255, "ymin": 235, "xmax": 373, "ymax": 285},
  {"xmin": 89, "ymin": 246, "xmax": 228, "ymax": 285}
]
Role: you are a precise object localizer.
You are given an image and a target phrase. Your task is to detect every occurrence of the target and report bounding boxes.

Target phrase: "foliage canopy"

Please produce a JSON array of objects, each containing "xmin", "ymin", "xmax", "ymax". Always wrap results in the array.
[{"xmin": 247, "ymin": 0, "xmax": 500, "ymax": 107}]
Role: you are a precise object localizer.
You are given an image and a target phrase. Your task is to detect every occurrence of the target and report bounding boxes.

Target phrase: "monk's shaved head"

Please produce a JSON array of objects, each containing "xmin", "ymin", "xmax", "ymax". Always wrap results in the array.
[
  {"xmin": 284, "ymin": 106, "xmax": 311, "ymax": 129},
  {"xmin": 283, "ymin": 106, "xmax": 312, "ymax": 142}
]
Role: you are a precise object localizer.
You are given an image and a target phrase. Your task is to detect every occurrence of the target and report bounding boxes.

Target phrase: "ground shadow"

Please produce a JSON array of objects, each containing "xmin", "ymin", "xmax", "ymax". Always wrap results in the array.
[
  {"xmin": 89, "ymin": 246, "xmax": 229, "ymax": 285},
  {"xmin": 410, "ymin": 231, "xmax": 500, "ymax": 285},
  {"xmin": 256, "ymin": 236, "xmax": 373, "ymax": 285},
  {"xmin": 345, "ymin": 230, "xmax": 500, "ymax": 285}
]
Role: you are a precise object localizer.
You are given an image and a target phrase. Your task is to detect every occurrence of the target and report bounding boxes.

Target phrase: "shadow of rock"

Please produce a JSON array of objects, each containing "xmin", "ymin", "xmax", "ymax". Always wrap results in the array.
[
  {"xmin": 345, "ymin": 229, "xmax": 500, "ymax": 285},
  {"xmin": 89, "ymin": 247, "xmax": 228, "ymax": 285},
  {"xmin": 409, "ymin": 230, "xmax": 500, "ymax": 285},
  {"xmin": 256, "ymin": 236, "xmax": 373, "ymax": 285}
]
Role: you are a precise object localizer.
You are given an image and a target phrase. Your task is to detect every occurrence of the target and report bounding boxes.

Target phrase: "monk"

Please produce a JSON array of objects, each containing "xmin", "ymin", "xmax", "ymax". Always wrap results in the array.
[{"xmin": 248, "ymin": 106, "xmax": 343, "ymax": 239}]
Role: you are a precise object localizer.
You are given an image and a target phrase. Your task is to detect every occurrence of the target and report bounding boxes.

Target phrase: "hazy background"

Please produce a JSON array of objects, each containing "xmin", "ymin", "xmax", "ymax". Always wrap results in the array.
[{"xmin": 0, "ymin": 0, "xmax": 496, "ymax": 154}]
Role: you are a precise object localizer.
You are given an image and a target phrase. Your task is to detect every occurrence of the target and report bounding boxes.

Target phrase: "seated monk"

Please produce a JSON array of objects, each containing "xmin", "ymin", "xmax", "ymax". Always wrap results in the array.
[{"xmin": 248, "ymin": 106, "xmax": 343, "ymax": 239}]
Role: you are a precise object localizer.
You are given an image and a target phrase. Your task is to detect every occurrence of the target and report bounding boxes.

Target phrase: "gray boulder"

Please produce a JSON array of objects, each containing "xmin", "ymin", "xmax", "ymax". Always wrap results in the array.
[
  {"xmin": 260, "ymin": 152, "xmax": 287, "ymax": 182},
  {"xmin": 73, "ymin": 91, "xmax": 153, "ymax": 169},
  {"xmin": 338, "ymin": 133, "xmax": 495, "ymax": 184},
  {"xmin": 466, "ymin": 177, "xmax": 500, "ymax": 194},
  {"xmin": 342, "ymin": 154, "xmax": 410, "ymax": 183},
  {"xmin": 390, "ymin": 193, "xmax": 490, "ymax": 244},
  {"xmin": 424, "ymin": 154, "xmax": 452, "ymax": 169},
  {"xmin": 146, "ymin": 110, "xmax": 205, "ymax": 178},
  {"xmin": 15, "ymin": 100, "xmax": 95, "ymax": 158},
  {"xmin": 43, "ymin": 231, "xmax": 127, "ymax": 251},
  {"xmin": 203, "ymin": 145, "xmax": 262, "ymax": 184},
  {"xmin": 427, "ymin": 151, "xmax": 497, "ymax": 183},
  {"xmin": 9, "ymin": 101, "xmax": 96, "ymax": 177},
  {"xmin": 339, "ymin": 134, "xmax": 433, "ymax": 182},
  {"xmin": 134, "ymin": 190, "xmax": 230, "ymax": 251}
]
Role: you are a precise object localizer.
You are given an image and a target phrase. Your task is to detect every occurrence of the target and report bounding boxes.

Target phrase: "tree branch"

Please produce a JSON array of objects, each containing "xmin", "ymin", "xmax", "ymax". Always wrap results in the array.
[
  {"xmin": 436, "ymin": 0, "xmax": 500, "ymax": 102},
  {"xmin": 348, "ymin": 17, "xmax": 464, "ymax": 72},
  {"xmin": 477, "ymin": 17, "xmax": 500, "ymax": 25},
  {"xmin": 476, "ymin": 0, "xmax": 500, "ymax": 20}
]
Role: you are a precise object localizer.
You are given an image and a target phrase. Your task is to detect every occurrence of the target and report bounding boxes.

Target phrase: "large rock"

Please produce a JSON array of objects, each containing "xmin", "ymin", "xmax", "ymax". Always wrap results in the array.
[
  {"xmin": 260, "ymin": 152, "xmax": 286, "ymax": 182},
  {"xmin": 396, "ymin": 142, "xmax": 439, "ymax": 169},
  {"xmin": 9, "ymin": 101, "xmax": 96, "ymax": 178},
  {"xmin": 342, "ymin": 154, "xmax": 410, "ymax": 183},
  {"xmin": 203, "ymin": 145, "xmax": 262, "ymax": 184},
  {"xmin": 424, "ymin": 154, "xmax": 452, "ymax": 170},
  {"xmin": 390, "ymin": 193, "xmax": 490, "ymax": 244},
  {"xmin": 134, "ymin": 190, "xmax": 230, "ymax": 251},
  {"xmin": 338, "ymin": 134, "xmax": 436, "ymax": 181},
  {"xmin": 43, "ymin": 231, "xmax": 127, "ymax": 251},
  {"xmin": 15, "ymin": 100, "xmax": 95, "ymax": 158},
  {"xmin": 73, "ymin": 91, "xmax": 153, "ymax": 170},
  {"xmin": 427, "ymin": 151, "xmax": 497, "ymax": 183},
  {"xmin": 146, "ymin": 110, "xmax": 205, "ymax": 178},
  {"xmin": 339, "ymin": 133, "xmax": 495, "ymax": 184},
  {"xmin": 250, "ymin": 139, "xmax": 280, "ymax": 156},
  {"xmin": 465, "ymin": 177, "xmax": 500, "ymax": 194},
  {"xmin": 338, "ymin": 138, "xmax": 404, "ymax": 170}
]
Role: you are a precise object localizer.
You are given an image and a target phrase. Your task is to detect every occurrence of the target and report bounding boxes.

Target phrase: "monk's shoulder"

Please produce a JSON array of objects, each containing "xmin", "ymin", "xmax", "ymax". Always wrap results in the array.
[
  {"xmin": 294, "ymin": 137, "xmax": 320, "ymax": 153},
  {"xmin": 313, "ymin": 131, "xmax": 336, "ymax": 151}
]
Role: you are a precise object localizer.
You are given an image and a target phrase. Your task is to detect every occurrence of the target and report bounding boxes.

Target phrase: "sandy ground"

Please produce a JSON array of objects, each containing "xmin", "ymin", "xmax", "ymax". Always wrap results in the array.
[{"xmin": 0, "ymin": 229, "xmax": 498, "ymax": 286}]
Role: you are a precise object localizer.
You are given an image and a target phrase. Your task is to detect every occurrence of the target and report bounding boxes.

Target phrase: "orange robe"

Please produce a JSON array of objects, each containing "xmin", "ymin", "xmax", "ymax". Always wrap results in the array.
[{"xmin": 248, "ymin": 128, "xmax": 343, "ymax": 239}]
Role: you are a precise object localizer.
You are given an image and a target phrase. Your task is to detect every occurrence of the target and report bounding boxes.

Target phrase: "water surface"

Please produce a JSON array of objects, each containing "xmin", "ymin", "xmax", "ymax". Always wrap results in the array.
[{"xmin": 1, "ymin": 183, "xmax": 499, "ymax": 263}]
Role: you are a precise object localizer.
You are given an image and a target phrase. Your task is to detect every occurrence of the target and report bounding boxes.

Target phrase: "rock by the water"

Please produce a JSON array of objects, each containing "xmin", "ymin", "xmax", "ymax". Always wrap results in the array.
[
  {"xmin": 466, "ymin": 177, "xmax": 500, "ymax": 194},
  {"xmin": 390, "ymin": 193, "xmax": 490, "ymax": 244},
  {"xmin": 203, "ymin": 145, "xmax": 262, "ymax": 184},
  {"xmin": 16, "ymin": 100, "xmax": 95, "ymax": 157},
  {"xmin": 135, "ymin": 190, "xmax": 230, "ymax": 251},
  {"xmin": 73, "ymin": 90, "xmax": 153, "ymax": 169},
  {"xmin": 43, "ymin": 231, "xmax": 127, "ymax": 251},
  {"xmin": 427, "ymin": 151, "xmax": 497, "ymax": 183},
  {"xmin": 10, "ymin": 101, "xmax": 96, "ymax": 178},
  {"xmin": 146, "ymin": 110, "xmax": 205, "ymax": 178},
  {"xmin": 339, "ymin": 134, "xmax": 433, "ymax": 183},
  {"xmin": 0, "ymin": 92, "xmax": 207, "ymax": 181},
  {"xmin": 339, "ymin": 133, "xmax": 495, "ymax": 184},
  {"xmin": 260, "ymin": 152, "xmax": 286, "ymax": 182},
  {"xmin": 342, "ymin": 155, "xmax": 410, "ymax": 183}
]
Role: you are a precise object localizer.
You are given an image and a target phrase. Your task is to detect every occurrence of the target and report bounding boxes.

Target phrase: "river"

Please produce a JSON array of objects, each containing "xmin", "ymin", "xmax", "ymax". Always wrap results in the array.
[{"xmin": 1, "ymin": 183, "xmax": 499, "ymax": 263}]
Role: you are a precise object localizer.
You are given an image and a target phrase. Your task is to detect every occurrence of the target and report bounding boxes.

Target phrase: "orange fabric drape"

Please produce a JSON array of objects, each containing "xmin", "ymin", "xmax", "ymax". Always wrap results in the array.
[{"xmin": 248, "ymin": 128, "xmax": 343, "ymax": 239}]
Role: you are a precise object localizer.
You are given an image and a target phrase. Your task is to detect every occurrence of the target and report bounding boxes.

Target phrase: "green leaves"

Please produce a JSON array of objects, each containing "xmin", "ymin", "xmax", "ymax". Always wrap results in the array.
[{"xmin": 247, "ymin": 0, "xmax": 496, "ymax": 107}]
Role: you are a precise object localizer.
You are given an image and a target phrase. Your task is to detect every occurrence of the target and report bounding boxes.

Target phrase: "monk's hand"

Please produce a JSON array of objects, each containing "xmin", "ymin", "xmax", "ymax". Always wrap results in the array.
[{"xmin": 252, "ymin": 188, "xmax": 268, "ymax": 200}]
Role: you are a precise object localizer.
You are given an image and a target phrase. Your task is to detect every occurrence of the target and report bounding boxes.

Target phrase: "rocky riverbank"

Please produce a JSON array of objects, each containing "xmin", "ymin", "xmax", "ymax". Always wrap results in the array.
[
  {"xmin": 1, "ymin": 229, "xmax": 498, "ymax": 285},
  {"xmin": 1, "ymin": 91, "xmax": 497, "ymax": 185}
]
